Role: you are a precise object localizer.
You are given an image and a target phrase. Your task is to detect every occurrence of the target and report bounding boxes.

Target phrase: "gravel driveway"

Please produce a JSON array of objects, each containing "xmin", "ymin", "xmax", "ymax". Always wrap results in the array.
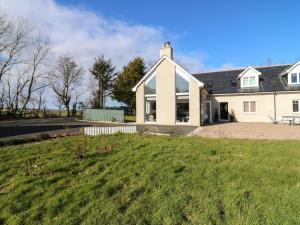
[{"xmin": 191, "ymin": 122, "xmax": 300, "ymax": 140}]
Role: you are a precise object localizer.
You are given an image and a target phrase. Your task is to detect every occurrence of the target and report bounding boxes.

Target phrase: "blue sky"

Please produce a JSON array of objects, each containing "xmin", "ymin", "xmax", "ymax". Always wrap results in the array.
[
  {"xmin": 57, "ymin": 0, "xmax": 300, "ymax": 69},
  {"xmin": 1, "ymin": 0, "xmax": 300, "ymax": 107}
]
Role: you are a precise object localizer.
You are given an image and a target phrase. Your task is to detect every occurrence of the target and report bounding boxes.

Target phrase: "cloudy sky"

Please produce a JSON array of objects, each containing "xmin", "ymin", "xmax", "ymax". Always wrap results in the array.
[
  {"xmin": 0, "ymin": 0, "xmax": 211, "ymax": 73},
  {"xmin": 1, "ymin": 0, "xmax": 300, "ymax": 106}
]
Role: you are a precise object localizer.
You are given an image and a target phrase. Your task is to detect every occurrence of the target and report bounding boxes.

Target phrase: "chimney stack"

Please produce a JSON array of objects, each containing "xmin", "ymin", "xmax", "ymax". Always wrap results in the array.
[{"xmin": 160, "ymin": 41, "xmax": 173, "ymax": 59}]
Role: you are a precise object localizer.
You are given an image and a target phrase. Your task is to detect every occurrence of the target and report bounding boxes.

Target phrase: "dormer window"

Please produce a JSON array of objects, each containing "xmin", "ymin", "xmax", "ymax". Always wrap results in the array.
[
  {"xmin": 290, "ymin": 73, "xmax": 300, "ymax": 84},
  {"xmin": 241, "ymin": 75, "xmax": 258, "ymax": 88},
  {"xmin": 281, "ymin": 61, "xmax": 300, "ymax": 85},
  {"xmin": 238, "ymin": 66, "xmax": 261, "ymax": 88}
]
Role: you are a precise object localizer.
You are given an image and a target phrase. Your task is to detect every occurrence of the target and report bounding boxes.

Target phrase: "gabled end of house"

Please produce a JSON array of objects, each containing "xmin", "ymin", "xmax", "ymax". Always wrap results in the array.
[{"xmin": 133, "ymin": 42, "xmax": 300, "ymax": 126}]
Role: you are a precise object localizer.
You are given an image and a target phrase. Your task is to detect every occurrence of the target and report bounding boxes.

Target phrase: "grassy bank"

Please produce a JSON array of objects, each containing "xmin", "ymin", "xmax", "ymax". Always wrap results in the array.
[{"xmin": 0, "ymin": 134, "xmax": 300, "ymax": 224}]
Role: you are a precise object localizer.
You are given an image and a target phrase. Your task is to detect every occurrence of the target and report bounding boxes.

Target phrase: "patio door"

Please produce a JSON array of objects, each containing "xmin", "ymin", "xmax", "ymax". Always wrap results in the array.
[{"xmin": 219, "ymin": 102, "xmax": 229, "ymax": 121}]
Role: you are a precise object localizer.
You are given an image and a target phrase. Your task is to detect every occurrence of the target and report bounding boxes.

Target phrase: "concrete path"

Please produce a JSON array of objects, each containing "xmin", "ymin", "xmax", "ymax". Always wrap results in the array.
[{"xmin": 190, "ymin": 122, "xmax": 300, "ymax": 140}]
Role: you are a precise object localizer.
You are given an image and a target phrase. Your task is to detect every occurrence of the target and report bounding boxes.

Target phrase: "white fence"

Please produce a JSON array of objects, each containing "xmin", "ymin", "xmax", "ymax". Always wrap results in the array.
[{"xmin": 84, "ymin": 126, "xmax": 136, "ymax": 136}]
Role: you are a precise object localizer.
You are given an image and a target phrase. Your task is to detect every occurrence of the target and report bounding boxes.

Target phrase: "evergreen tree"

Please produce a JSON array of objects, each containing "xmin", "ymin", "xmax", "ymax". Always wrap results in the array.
[
  {"xmin": 90, "ymin": 56, "xmax": 116, "ymax": 108},
  {"xmin": 112, "ymin": 57, "xmax": 146, "ymax": 113}
]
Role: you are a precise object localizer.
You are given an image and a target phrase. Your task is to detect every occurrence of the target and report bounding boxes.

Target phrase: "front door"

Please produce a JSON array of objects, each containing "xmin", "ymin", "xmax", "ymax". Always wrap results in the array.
[{"xmin": 219, "ymin": 102, "xmax": 229, "ymax": 121}]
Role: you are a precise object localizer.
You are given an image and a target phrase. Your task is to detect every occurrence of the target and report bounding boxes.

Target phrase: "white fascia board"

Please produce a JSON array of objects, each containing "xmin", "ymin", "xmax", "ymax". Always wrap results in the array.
[
  {"xmin": 280, "ymin": 61, "xmax": 300, "ymax": 76},
  {"xmin": 132, "ymin": 55, "xmax": 204, "ymax": 91},
  {"xmin": 237, "ymin": 66, "xmax": 261, "ymax": 79},
  {"xmin": 132, "ymin": 56, "xmax": 165, "ymax": 92}
]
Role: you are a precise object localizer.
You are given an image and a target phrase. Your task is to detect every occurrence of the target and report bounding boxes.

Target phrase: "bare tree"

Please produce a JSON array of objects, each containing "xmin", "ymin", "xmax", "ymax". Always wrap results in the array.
[
  {"xmin": 0, "ymin": 14, "xmax": 31, "ymax": 80},
  {"xmin": 51, "ymin": 56, "xmax": 84, "ymax": 117},
  {"xmin": 19, "ymin": 34, "xmax": 49, "ymax": 116}
]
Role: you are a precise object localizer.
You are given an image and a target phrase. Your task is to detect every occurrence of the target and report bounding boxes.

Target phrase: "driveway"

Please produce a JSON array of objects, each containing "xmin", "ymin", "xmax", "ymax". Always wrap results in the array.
[
  {"xmin": 191, "ymin": 122, "xmax": 300, "ymax": 140},
  {"xmin": 0, "ymin": 118, "xmax": 95, "ymax": 140}
]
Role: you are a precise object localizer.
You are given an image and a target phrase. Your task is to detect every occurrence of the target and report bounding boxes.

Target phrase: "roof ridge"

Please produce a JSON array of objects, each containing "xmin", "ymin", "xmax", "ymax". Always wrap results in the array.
[{"xmin": 193, "ymin": 63, "xmax": 291, "ymax": 75}]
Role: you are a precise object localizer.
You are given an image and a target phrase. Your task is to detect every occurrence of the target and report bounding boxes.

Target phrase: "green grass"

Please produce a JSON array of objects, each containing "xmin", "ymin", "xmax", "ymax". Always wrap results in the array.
[
  {"xmin": 124, "ymin": 115, "xmax": 136, "ymax": 122},
  {"xmin": 0, "ymin": 134, "xmax": 300, "ymax": 225}
]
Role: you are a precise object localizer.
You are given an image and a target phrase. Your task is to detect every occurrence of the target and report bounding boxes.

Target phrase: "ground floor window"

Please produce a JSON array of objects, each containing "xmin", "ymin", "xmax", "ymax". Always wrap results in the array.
[
  {"xmin": 176, "ymin": 97, "xmax": 189, "ymax": 123},
  {"xmin": 145, "ymin": 98, "xmax": 156, "ymax": 122},
  {"xmin": 243, "ymin": 101, "xmax": 256, "ymax": 113},
  {"xmin": 293, "ymin": 100, "xmax": 300, "ymax": 112}
]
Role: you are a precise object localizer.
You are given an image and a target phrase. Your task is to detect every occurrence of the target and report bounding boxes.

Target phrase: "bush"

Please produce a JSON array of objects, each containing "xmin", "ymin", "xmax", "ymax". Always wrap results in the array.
[
  {"xmin": 98, "ymin": 138, "xmax": 115, "ymax": 153},
  {"xmin": 74, "ymin": 136, "xmax": 87, "ymax": 159}
]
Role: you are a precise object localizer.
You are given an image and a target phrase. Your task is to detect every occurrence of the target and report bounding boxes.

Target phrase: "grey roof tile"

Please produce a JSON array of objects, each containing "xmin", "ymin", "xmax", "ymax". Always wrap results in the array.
[{"xmin": 192, "ymin": 64, "xmax": 300, "ymax": 94}]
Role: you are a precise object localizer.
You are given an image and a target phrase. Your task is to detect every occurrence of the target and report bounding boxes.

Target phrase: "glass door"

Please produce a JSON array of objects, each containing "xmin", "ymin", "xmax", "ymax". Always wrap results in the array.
[{"xmin": 219, "ymin": 102, "xmax": 229, "ymax": 121}]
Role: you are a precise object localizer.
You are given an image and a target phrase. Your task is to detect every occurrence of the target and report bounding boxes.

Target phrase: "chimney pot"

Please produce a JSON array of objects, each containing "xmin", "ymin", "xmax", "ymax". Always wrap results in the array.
[{"xmin": 160, "ymin": 41, "xmax": 173, "ymax": 59}]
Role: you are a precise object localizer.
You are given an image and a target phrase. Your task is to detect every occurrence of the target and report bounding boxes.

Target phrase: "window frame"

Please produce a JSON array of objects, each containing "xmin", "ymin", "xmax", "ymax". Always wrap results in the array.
[
  {"xmin": 175, "ymin": 68, "xmax": 190, "ymax": 124},
  {"xmin": 243, "ymin": 101, "xmax": 257, "ymax": 113},
  {"xmin": 144, "ymin": 72, "xmax": 156, "ymax": 95},
  {"xmin": 292, "ymin": 100, "xmax": 300, "ymax": 113},
  {"xmin": 288, "ymin": 73, "xmax": 300, "ymax": 85},
  {"xmin": 241, "ymin": 75, "xmax": 258, "ymax": 88},
  {"xmin": 144, "ymin": 97, "xmax": 157, "ymax": 123}
]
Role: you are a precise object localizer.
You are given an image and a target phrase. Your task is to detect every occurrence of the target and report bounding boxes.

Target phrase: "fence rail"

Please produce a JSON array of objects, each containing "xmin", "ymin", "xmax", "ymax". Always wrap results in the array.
[{"xmin": 84, "ymin": 126, "xmax": 136, "ymax": 136}]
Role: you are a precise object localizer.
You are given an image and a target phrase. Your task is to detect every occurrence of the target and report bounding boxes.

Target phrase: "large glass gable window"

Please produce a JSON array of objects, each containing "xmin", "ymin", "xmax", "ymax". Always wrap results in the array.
[
  {"xmin": 176, "ymin": 71, "xmax": 189, "ymax": 123},
  {"xmin": 145, "ymin": 74, "xmax": 156, "ymax": 122},
  {"xmin": 145, "ymin": 75, "xmax": 156, "ymax": 95},
  {"xmin": 176, "ymin": 73, "xmax": 189, "ymax": 93}
]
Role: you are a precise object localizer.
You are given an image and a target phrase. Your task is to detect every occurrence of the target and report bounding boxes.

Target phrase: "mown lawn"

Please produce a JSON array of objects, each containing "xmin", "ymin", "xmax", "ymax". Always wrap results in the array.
[
  {"xmin": 0, "ymin": 134, "xmax": 300, "ymax": 225},
  {"xmin": 124, "ymin": 115, "xmax": 136, "ymax": 122}
]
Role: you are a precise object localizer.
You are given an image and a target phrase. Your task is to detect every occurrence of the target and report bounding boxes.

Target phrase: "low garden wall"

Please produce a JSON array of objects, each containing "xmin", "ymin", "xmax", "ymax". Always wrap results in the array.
[{"xmin": 83, "ymin": 109, "xmax": 124, "ymax": 122}]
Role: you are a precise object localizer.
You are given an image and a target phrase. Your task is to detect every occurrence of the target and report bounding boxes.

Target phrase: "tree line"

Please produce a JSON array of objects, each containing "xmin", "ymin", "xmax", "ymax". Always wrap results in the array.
[{"xmin": 0, "ymin": 13, "xmax": 146, "ymax": 118}]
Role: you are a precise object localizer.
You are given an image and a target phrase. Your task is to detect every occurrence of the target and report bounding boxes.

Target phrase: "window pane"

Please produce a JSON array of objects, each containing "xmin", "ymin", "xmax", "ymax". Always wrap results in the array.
[
  {"xmin": 243, "ymin": 77, "xmax": 249, "ymax": 87},
  {"xmin": 145, "ymin": 99, "xmax": 156, "ymax": 122},
  {"xmin": 176, "ymin": 73, "xmax": 189, "ymax": 93},
  {"xmin": 250, "ymin": 102, "xmax": 256, "ymax": 112},
  {"xmin": 176, "ymin": 98, "xmax": 189, "ymax": 122},
  {"xmin": 293, "ymin": 100, "xmax": 299, "ymax": 112},
  {"xmin": 145, "ymin": 75, "xmax": 156, "ymax": 94},
  {"xmin": 243, "ymin": 102, "xmax": 249, "ymax": 112},
  {"xmin": 291, "ymin": 73, "xmax": 297, "ymax": 83},
  {"xmin": 250, "ymin": 76, "xmax": 256, "ymax": 86}
]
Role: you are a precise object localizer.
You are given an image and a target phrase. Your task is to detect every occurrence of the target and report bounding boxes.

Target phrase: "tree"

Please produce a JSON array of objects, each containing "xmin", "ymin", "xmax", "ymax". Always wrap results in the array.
[
  {"xmin": 51, "ymin": 56, "xmax": 84, "ymax": 117},
  {"xmin": 0, "ymin": 14, "xmax": 31, "ymax": 80},
  {"xmin": 19, "ymin": 34, "xmax": 49, "ymax": 116},
  {"xmin": 89, "ymin": 56, "xmax": 116, "ymax": 109},
  {"xmin": 112, "ymin": 57, "xmax": 146, "ymax": 113}
]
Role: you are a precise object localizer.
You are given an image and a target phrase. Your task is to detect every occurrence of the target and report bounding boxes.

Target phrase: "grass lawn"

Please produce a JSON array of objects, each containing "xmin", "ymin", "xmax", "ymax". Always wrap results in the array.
[
  {"xmin": 0, "ymin": 134, "xmax": 300, "ymax": 224},
  {"xmin": 124, "ymin": 115, "xmax": 136, "ymax": 122}
]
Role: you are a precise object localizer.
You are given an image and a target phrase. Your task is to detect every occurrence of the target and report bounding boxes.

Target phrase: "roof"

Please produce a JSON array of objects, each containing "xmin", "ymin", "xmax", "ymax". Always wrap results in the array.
[
  {"xmin": 132, "ymin": 55, "xmax": 204, "ymax": 92},
  {"xmin": 192, "ymin": 64, "xmax": 300, "ymax": 94}
]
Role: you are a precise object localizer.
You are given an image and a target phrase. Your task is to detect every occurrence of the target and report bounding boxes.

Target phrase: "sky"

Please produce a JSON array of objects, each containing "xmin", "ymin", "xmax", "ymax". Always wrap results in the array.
[{"xmin": 1, "ymin": 0, "xmax": 300, "ymax": 106}]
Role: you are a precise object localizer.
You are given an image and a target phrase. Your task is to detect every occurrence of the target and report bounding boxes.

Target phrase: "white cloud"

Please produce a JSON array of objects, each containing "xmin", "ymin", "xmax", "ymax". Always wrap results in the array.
[
  {"xmin": 0, "ymin": 0, "xmax": 236, "ymax": 106},
  {"xmin": 0, "ymin": 0, "xmax": 165, "ymax": 70}
]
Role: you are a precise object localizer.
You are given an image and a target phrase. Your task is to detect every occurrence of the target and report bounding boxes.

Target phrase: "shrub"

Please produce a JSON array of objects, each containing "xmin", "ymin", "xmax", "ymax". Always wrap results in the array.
[
  {"xmin": 74, "ymin": 136, "xmax": 87, "ymax": 159},
  {"xmin": 98, "ymin": 138, "xmax": 115, "ymax": 153}
]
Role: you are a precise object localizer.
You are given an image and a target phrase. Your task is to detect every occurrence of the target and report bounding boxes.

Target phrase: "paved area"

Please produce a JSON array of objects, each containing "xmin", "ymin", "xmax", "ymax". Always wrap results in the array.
[
  {"xmin": 190, "ymin": 122, "xmax": 300, "ymax": 140},
  {"xmin": 0, "ymin": 118, "xmax": 136, "ymax": 141},
  {"xmin": 0, "ymin": 118, "xmax": 96, "ymax": 140}
]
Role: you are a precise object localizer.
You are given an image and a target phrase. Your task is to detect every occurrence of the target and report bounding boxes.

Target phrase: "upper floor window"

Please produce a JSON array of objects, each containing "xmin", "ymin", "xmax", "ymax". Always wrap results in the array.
[
  {"xmin": 290, "ymin": 73, "xmax": 300, "ymax": 84},
  {"xmin": 242, "ymin": 75, "xmax": 258, "ymax": 88},
  {"xmin": 176, "ymin": 73, "xmax": 189, "ymax": 93},
  {"xmin": 145, "ymin": 74, "xmax": 156, "ymax": 95}
]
